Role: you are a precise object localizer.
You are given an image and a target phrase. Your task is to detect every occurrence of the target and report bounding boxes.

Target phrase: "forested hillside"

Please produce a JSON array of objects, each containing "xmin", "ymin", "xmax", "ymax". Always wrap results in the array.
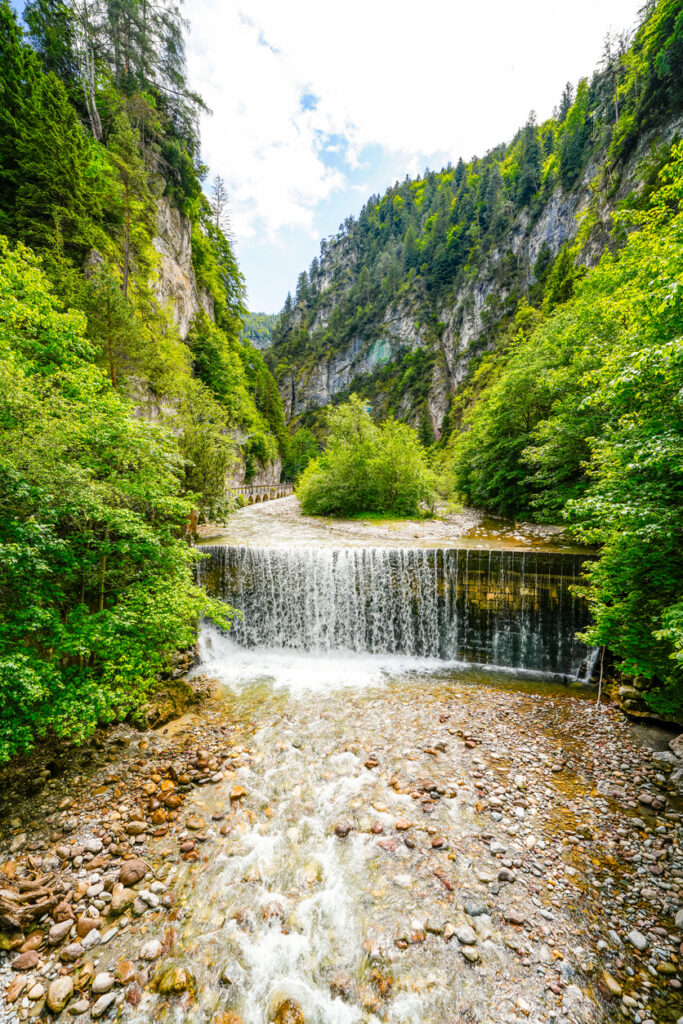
[
  {"xmin": 270, "ymin": 0, "xmax": 683, "ymax": 718},
  {"xmin": 240, "ymin": 311, "xmax": 279, "ymax": 350},
  {"xmin": 0, "ymin": 0, "xmax": 286, "ymax": 759},
  {"xmin": 269, "ymin": 0, "xmax": 683, "ymax": 443}
]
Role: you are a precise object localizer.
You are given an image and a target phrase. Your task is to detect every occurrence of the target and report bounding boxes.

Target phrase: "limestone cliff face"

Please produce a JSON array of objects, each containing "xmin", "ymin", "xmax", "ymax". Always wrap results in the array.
[
  {"xmin": 274, "ymin": 115, "xmax": 682, "ymax": 438},
  {"xmin": 227, "ymin": 457, "xmax": 282, "ymax": 488},
  {"xmin": 153, "ymin": 197, "xmax": 214, "ymax": 339},
  {"xmin": 152, "ymin": 198, "xmax": 282, "ymax": 485}
]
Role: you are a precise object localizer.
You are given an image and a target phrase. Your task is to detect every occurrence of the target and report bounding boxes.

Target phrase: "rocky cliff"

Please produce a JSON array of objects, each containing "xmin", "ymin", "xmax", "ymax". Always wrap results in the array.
[
  {"xmin": 272, "ymin": 117, "xmax": 681, "ymax": 439},
  {"xmin": 268, "ymin": 4, "xmax": 683, "ymax": 440},
  {"xmin": 153, "ymin": 197, "xmax": 214, "ymax": 339}
]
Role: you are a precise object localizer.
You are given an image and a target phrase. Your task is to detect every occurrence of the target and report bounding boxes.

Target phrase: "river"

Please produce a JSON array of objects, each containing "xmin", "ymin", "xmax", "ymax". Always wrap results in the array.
[{"xmin": 0, "ymin": 499, "xmax": 681, "ymax": 1024}]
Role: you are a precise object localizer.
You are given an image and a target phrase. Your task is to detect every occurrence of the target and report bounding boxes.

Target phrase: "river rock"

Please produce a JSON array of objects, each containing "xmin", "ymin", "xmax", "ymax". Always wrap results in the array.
[
  {"xmin": 563, "ymin": 985, "xmax": 584, "ymax": 1011},
  {"xmin": 669, "ymin": 734, "xmax": 683, "ymax": 758},
  {"xmin": 627, "ymin": 929, "xmax": 649, "ymax": 951},
  {"xmin": 91, "ymin": 991, "xmax": 117, "ymax": 1018},
  {"xmin": 20, "ymin": 930, "xmax": 44, "ymax": 952},
  {"xmin": 154, "ymin": 964, "xmax": 195, "ymax": 994},
  {"xmin": 334, "ymin": 819, "xmax": 352, "ymax": 837},
  {"xmin": 10, "ymin": 833, "xmax": 27, "ymax": 852},
  {"xmin": 81, "ymin": 928, "xmax": 101, "ymax": 950},
  {"xmin": 5, "ymin": 976, "xmax": 28, "ymax": 1003},
  {"xmin": 272, "ymin": 999, "xmax": 305, "ymax": 1024},
  {"xmin": 330, "ymin": 972, "xmax": 355, "ymax": 999},
  {"xmin": 111, "ymin": 886, "xmax": 135, "ymax": 914},
  {"xmin": 139, "ymin": 938, "xmax": 162, "ymax": 960},
  {"xmin": 92, "ymin": 972, "xmax": 114, "ymax": 994},
  {"xmin": 76, "ymin": 916, "xmax": 100, "ymax": 938},
  {"xmin": 47, "ymin": 976, "xmax": 74, "ymax": 1013},
  {"xmin": 461, "ymin": 946, "xmax": 480, "ymax": 962},
  {"xmin": 120, "ymin": 859, "xmax": 148, "ymax": 886},
  {"xmin": 454, "ymin": 924, "xmax": 477, "ymax": 945},
  {"xmin": 125, "ymin": 820, "xmax": 147, "ymax": 835},
  {"xmin": 12, "ymin": 950, "xmax": 39, "ymax": 970},
  {"xmin": 504, "ymin": 909, "xmax": 526, "ymax": 926},
  {"xmin": 60, "ymin": 941, "xmax": 85, "ymax": 961},
  {"xmin": 53, "ymin": 901, "xmax": 76, "ymax": 923},
  {"xmin": 115, "ymin": 960, "xmax": 137, "ymax": 984},
  {"xmin": 84, "ymin": 838, "xmax": 104, "ymax": 854},
  {"xmin": 601, "ymin": 970, "xmax": 622, "ymax": 996},
  {"xmin": 49, "ymin": 919, "xmax": 74, "ymax": 944}
]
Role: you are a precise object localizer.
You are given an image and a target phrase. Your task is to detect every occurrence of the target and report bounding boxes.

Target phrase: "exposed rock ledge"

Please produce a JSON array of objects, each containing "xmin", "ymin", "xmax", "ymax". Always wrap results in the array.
[{"xmin": 153, "ymin": 197, "xmax": 214, "ymax": 339}]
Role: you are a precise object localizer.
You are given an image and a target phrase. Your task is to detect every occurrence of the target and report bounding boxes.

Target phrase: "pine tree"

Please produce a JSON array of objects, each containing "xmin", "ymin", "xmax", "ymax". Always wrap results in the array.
[
  {"xmin": 0, "ymin": 2, "xmax": 96, "ymax": 256},
  {"xmin": 210, "ymin": 174, "xmax": 230, "ymax": 233},
  {"xmin": 558, "ymin": 82, "xmax": 574, "ymax": 122},
  {"xmin": 107, "ymin": 109, "xmax": 154, "ymax": 297},
  {"xmin": 517, "ymin": 112, "xmax": 542, "ymax": 205},
  {"xmin": 23, "ymin": 0, "xmax": 77, "ymax": 82},
  {"xmin": 403, "ymin": 224, "xmax": 420, "ymax": 273}
]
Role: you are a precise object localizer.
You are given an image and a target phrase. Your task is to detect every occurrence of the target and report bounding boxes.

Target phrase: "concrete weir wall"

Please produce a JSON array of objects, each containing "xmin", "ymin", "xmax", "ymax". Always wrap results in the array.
[{"xmin": 198, "ymin": 545, "xmax": 593, "ymax": 678}]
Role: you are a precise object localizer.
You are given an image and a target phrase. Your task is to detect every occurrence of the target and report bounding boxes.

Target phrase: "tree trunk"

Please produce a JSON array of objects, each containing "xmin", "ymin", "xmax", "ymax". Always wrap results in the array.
[
  {"xmin": 123, "ymin": 181, "xmax": 130, "ymax": 299},
  {"xmin": 99, "ymin": 554, "xmax": 107, "ymax": 612}
]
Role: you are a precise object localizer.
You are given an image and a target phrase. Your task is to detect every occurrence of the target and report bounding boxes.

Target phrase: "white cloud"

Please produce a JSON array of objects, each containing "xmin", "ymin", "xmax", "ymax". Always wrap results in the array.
[{"xmin": 185, "ymin": 0, "xmax": 644, "ymax": 296}]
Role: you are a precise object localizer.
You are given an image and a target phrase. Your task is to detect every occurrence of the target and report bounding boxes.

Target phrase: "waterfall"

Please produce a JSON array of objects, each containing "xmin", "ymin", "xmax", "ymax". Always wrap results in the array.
[{"xmin": 198, "ymin": 545, "xmax": 593, "ymax": 678}]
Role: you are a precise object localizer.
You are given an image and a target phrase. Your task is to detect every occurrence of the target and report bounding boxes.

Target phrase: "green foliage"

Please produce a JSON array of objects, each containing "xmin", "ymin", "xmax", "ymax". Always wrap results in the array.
[
  {"xmin": 0, "ymin": 4, "xmax": 100, "ymax": 257},
  {"xmin": 298, "ymin": 395, "xmax": 437, "ymax": 517},
  {"xmin": 283, "ymin": 427, "xmax": 318, "ymax": 481},
  {"xmin": 447, "ymin": 144, "xmax": 683, "ymax": 713},
  {"xmin": 0, "ymin": 240, "xmax": 232, "ymax": 761},
  {"xmin": 191, "ymin": 201, "xmax": 246, "ymax": 336},
  {"xmin": 187, "ymin": 311, "xmax": 282, "ymax": 476},
  {"xmin": 240, "ymin": 311, "xmax": 279, "ymax": 349},
  {"xmin": 0, "ymin": 4, "xmax": 289, "ymax": 760}
]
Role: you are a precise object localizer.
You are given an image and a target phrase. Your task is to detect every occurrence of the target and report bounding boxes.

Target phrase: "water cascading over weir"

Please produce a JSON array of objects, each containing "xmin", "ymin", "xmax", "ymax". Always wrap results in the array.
[{"xmin": 198, "ymin": 546, "xmax": 593, "ymax": 678}]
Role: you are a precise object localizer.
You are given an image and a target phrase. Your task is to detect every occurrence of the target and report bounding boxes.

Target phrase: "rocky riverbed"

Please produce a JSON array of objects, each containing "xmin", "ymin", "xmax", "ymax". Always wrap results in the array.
[{"xmin": 0, "ymin": 670, "xmax": 681, "ymax": 1024}]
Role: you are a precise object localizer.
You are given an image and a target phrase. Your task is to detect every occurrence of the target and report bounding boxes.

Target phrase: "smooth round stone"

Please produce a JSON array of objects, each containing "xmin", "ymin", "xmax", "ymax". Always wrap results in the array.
[
  {"xmin": 47, "ymin": 977, "xmax": 74, "ymax": 1013},
  {"xmin": 92, "ymin": 972, "xmax": 114, "ymax": 994}
]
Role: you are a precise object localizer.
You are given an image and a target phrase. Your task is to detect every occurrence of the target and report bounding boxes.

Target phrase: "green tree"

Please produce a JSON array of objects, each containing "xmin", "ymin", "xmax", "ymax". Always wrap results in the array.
[
  {"xmin": 106, "ymin": 107, "xmax": 155, "ymax": 298},
  {"xmin": 0, "ymin": 238, "xmax": 232, "ymax": 761},
  {"xmin": 283, "ymin": 428, "xmax": 318, "ymax": 480},
  {"xmin": 298, "ymin": 395, "xmax": 436, "ymax": 517},
  {"xmin": 0, "ymin": 2, "xmax": 99, "ymax": 258}
]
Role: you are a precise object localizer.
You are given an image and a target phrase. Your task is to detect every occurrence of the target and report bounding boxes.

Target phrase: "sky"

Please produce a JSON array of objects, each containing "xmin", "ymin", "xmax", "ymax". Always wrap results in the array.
[
  {"xmin": 13, "ymin": 0, "xmax": 646, "ymax": 314},
  {"xmin": 185, "ymin": 0, "xmax": 645, "ymax": 313}
]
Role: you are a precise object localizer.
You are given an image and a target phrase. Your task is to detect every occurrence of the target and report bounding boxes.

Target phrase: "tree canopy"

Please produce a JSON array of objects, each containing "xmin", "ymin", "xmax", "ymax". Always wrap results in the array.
[{"xmin": 297, "ymin": 396, "xmax": 436, "ymax": 518}]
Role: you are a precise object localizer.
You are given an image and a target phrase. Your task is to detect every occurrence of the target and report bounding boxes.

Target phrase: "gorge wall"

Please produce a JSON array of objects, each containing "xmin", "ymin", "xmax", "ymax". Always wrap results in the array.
[
  {"xmin": 267, "ymin": 6, "xmax": 683, "ymax": 440},
  {"xmin": 153, "ymin": 197, "xmax": 215, "ymax": 340}
]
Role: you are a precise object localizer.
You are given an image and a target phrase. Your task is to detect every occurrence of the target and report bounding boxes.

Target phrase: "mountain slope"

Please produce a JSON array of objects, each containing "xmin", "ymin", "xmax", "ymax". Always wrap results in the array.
[{"xmin": 268, "ymin": 0, "xmax": 683, "ymax": 442}]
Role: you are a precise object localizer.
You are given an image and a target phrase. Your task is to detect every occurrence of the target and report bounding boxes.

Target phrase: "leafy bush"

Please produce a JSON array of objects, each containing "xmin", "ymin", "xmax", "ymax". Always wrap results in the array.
[
  {"xmin": 297, "ymin": 395, "xmax": 436, "ymax": 517},
  {"xmin": 0, "ymin": 240, "xmax": 232, "ymax": 761}
]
